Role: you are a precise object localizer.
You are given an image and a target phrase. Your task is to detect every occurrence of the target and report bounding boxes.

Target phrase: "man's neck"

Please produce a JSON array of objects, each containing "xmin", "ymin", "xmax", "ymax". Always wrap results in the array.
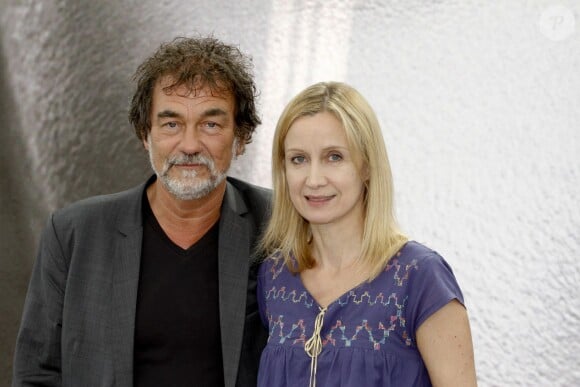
[{"xmin": 146, "ymin": 179, "xmax": 226, "ymax": 249}]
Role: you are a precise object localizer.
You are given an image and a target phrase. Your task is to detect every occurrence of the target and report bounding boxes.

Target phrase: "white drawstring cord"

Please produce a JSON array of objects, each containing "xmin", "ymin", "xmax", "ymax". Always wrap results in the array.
[{"xmin": 304, "ymin": 306, "xmax": 327, "ymax": 387}]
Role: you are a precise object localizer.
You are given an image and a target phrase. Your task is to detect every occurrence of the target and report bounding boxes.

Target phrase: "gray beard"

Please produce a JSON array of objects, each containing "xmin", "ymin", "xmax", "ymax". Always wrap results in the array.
[
  {"xmin": 158, "ymin": 167, "xmax": 226, "ymax": 200},
  {"xmin": 147, "ymin": 138, "xmax": 233, "ymax": 200}
]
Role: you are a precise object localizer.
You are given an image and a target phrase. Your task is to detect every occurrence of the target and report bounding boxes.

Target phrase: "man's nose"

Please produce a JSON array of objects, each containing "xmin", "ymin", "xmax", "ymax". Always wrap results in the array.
[{"xmin": 178, "ymin": 127, "xmax": 204, "ymax": 154}]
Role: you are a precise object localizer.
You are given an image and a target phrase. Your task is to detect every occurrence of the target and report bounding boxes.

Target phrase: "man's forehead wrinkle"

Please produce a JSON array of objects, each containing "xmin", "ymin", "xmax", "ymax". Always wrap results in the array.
[
  {"xmin": 154, "ymin": 108, "xmax": 227, "ymax": 124},
  {"xmin": 160, "ymin": 85, "xmax": 232, "ymax": 100}
]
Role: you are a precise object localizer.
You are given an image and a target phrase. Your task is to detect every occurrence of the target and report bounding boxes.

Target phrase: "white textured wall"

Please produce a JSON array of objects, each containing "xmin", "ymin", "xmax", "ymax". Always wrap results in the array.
[{"xmin": 1, "ymin": 1, "xmax": 579, "ymax": 386}]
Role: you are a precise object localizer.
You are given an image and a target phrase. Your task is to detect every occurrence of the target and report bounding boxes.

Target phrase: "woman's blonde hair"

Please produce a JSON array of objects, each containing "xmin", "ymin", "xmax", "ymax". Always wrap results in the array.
[{"xmin": 259, "ymin": 81, "xmax": 407, "ymax": 280}]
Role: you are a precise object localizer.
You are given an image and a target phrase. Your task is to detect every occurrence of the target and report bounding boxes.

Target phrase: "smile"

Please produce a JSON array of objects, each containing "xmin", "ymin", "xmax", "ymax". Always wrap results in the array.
[{"xmin": 305, "ymin": 195, "xmax": 335, "ymax": 202}]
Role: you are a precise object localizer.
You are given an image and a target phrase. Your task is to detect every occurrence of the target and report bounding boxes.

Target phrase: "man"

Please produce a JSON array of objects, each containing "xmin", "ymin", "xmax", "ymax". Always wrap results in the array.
[{"xmin": 13, "ymin": 36, "xmax": 270, "ymax": 387}]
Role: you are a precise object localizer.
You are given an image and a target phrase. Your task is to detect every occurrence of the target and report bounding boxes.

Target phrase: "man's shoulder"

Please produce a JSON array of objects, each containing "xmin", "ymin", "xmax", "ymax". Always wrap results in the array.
[
  {"xmin": 226, "ymin": 176, "xmax": 271, "ymax": 201},
  {"xmin": 226, "ymin": 176, "xmax": 272, "ymax": 211},
  {"xmin": 225, "ymin": 176, "xmax": 271, "ymax": 225},
  {"xmin": 52, "ymin": 181, "xmax": 146, "ymax": 225}
]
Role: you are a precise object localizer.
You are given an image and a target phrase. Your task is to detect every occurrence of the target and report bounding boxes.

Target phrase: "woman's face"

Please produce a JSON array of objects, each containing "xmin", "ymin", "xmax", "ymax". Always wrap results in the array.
[{"xmin": 283, "ymin": 111, "xmax": 367, "ymax": 228}]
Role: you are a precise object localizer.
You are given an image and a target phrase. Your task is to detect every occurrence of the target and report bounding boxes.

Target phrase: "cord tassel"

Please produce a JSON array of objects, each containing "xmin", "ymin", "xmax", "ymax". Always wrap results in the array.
[{"xmin": 304, "ymin": 306, "xmax": 327, "ymax": 387}]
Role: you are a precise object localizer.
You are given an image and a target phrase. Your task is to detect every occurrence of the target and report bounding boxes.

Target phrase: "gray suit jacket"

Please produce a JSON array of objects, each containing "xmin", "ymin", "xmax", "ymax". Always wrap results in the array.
[{"xmin": 13, "ymin": 176, "xmax": 271, "ymax": 387}]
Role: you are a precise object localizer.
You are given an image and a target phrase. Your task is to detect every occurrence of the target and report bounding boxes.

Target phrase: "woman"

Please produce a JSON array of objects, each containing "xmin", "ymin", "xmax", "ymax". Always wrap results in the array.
[{"xmin": 257, "ymin": 81, "xmax": 477, "ymax": 386}]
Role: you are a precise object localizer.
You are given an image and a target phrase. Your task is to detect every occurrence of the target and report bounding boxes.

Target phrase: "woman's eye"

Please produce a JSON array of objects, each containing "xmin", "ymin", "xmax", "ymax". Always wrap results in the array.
[
  {"xmin": 290, "ymin": 155, "xmax": 306, "ymax": 164},
  {"xmin": 329, "ymin": 153, "xmax": 343, "ymax": 162}
]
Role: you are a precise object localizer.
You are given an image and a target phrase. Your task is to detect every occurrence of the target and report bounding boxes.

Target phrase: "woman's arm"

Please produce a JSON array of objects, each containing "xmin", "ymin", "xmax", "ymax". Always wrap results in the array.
[{"xmin": 416, "ymin": 299, "xmax": 478, "ymax": 387}]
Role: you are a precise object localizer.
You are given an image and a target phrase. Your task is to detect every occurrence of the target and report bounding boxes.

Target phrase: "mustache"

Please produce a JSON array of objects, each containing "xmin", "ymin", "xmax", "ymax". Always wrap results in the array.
[
  {"xmin": 159, "ymin": 153, "xmax": 216, "ymax": 177},
  {"xmin": 167, "ymin": 153, "xmax": 213, "ymax": 167}
]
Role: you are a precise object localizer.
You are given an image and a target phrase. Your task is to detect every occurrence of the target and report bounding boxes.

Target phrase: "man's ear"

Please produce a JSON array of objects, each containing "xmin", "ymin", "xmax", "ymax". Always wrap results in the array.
[
  {"xmin": 142, "ymin": 136, "xmax": 149, "ymax": 150},
  {"xmin": 235, "ymin": 140, "xmax": 245, "ymax": 157}
]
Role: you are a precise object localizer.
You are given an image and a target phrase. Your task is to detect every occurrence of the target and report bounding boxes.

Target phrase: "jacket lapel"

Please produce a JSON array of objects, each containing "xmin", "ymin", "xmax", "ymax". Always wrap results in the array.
[
  {"xmin": 110, "ymin": 182, "xmax": 146, "ymax": 385},
  {"xmin": 219, "ymin": 182, "xmax": 250, "ymax": 387}
]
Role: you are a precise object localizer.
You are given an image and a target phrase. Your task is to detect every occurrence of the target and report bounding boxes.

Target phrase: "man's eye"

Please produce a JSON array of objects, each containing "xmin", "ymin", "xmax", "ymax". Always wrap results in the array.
[
  {"xmin": 164, "ymin": 122, "xmax": 178, "ymax": 129},
  {"xmin": 205, "ymin": 122, "xmax": 218, "ymax": 128}
]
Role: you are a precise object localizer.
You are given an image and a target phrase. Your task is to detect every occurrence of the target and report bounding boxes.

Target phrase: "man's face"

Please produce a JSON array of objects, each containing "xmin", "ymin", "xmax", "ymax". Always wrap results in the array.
[{"xmin": 144, "ymin": 77, "xmax": 241, "ymax": 200}]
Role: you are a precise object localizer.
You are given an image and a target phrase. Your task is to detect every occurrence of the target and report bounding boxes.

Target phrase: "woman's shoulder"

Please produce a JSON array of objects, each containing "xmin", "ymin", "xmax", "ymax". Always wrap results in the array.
[
  {"xmin": 258, "ymin": 251, "xmax": 292, "ymax": 280},
  {"xmin": 392, "ymin": 240, "xmax": 448, "ymax": 266},
  {"xmin": 379, "ymin": 240, "xmax": 457, "ymax": 287}
]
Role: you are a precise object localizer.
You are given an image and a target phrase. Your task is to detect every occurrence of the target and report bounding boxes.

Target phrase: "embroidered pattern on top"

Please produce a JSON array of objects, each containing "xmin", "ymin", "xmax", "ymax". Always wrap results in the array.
[{"xmin": 264, "ymin": 255, "xmax": 419, "ymax": 349}]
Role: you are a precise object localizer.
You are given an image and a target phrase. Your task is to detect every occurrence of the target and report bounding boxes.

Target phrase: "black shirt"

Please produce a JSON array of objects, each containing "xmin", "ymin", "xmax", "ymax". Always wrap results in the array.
[{"xmin": 133, "ymin": 194, "xmax": 224, "ymax": 387}]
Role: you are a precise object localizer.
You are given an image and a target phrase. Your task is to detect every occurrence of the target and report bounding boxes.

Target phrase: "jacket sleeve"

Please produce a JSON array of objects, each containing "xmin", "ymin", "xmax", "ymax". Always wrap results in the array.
[{"xmin": 12, "ymin": 214, "xmax": 67, "ymax": 386}]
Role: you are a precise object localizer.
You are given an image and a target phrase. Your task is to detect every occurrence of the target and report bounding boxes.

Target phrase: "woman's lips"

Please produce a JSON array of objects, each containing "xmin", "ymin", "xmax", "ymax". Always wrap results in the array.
[{"xmin": 305, "ymin": 195, "xmax": 334, "ymax": 202}]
